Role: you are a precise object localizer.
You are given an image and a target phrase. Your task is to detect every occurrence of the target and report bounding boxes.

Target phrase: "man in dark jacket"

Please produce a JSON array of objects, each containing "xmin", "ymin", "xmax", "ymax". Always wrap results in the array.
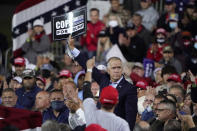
[
  {"xmin": 42, "ymin": 89, "xmax": 69, "ymax": 124},
  {"xmin": 67, "ymin": 36, "xmax": 137, "ymax": 130},
  {"xmin": 15, "ymin": 69, "xmax": 41, "ymax": 109},
  {"xmin": 119, "ymin": 24, "xmax": 146, "ymax": 62}
]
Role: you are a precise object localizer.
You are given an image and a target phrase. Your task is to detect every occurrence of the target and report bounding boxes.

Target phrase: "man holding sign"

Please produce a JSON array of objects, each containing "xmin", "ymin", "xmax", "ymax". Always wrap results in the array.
[
  {"xmin": 52, "ymin": 6, "xmax": 87, "ymax": 41},
  {"xmin": 67, "ymin": 36, "xmax": 137, "ymax": 130}
]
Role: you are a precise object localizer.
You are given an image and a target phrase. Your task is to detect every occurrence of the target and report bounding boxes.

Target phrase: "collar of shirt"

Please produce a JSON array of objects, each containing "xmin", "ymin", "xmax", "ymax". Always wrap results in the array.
[{"xmin": 109, "ymin": 76, "xmax": 123, "ymax": 88}]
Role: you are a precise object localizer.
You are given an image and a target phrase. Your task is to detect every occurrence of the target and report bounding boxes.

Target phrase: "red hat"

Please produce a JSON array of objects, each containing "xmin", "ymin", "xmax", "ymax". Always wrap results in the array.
[
  {"xmin": 85, "ymin": 124, "xmax": 107, "ymax": 131},
  {"xmin": 100, "ymin": 86, "xmax": 119, "ymax": 105},
  {"xmin": 59, "ymin": 70, "xmax": 72, "ymax": 78},
  {"xmin": 167, "ymin": 74, "xmax": 182, "ymax": 83},
  {"xmin": 14, "ymin": 57, "xmax": 25, "ymax": 66},
  {"xmin": 156, "ymin": 28, "xmax": 167, "ymax": 36},
  {"xmin": 36, "ymin": 76, "xmax": 46, "ymax": 85},
  {"xmin": 136, "ymin": 80, "xmax": 148, "ymax": 90}
]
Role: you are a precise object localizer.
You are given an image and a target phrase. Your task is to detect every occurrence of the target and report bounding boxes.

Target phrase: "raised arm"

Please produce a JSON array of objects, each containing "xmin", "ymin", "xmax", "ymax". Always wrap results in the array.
[{"xmin": 67, "ymin": 35, "xmax": 106, "ymax": 84}]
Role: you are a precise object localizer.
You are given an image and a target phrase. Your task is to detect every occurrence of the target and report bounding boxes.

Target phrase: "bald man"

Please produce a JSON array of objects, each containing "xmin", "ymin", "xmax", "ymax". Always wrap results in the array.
[{"xmin": 35, "ymin": 91, "xmax": 50, "ymax": 112}]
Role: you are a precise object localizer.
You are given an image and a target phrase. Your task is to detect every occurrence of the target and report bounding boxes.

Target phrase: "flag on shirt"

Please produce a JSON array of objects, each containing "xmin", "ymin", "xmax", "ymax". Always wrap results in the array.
[
  {"xmin": 12, "ymin": 0, "xmax": 87, "ymax": 57},
  {"xmin": 0, "ymin": 106, "xmax": 42, "ymax": 131}
]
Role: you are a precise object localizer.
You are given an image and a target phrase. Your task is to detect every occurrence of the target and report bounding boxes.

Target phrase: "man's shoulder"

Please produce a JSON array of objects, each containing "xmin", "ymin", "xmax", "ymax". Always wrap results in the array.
[
  {"xmin": 15, "ymin": 87, "xmax": 24, "ymax": 94},
  {"xmin": 112, "ymin": 114, "xmax": 130, "ymax": 129},
  {"xmin": 42, "ymin": 107, "xmax": 53, "ymax": 115},
  {"xmin": 34, "ymin": 86, "xmax": 42, "ymax": 92},
  {"xmin": 120, "ymin": 78, "xmax": 135, "ymax": 89},
  {"xmin": 83, "ymin": 98, "xmax": 95, "ymax": 105}
]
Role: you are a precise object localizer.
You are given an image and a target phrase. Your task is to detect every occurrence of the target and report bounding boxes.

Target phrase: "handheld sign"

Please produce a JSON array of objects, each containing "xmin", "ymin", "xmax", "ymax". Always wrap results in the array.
[
  {"xmin": 143, "ymin": 58, "xmax": 155, "ymax": 78},
  {"xmin": 52, "ymin": 6, "xmax": 87, "ymax": 41}
]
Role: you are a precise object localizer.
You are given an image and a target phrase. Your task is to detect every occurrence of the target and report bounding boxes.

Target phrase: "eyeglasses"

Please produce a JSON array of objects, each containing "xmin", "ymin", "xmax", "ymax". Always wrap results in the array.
[{"xmin": 156, "ymin": 108, "xmax": 168, "ymax": 112}]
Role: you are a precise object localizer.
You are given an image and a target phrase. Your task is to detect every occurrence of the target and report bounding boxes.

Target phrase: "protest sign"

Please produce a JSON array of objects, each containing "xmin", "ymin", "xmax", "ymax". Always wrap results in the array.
[
  {"xmin": 143, "ymin": 58, "xmax": 155, "ymax": 78},
  {"xmin": 52, "ymin": 6, "xmax": 87, "ymax": 40}
]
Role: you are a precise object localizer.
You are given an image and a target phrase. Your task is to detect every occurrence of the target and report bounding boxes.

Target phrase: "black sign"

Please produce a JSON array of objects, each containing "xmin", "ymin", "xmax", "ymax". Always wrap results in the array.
[{"xmin": 52, "ymin": 6, "xmax": 87, "ymax": 40}]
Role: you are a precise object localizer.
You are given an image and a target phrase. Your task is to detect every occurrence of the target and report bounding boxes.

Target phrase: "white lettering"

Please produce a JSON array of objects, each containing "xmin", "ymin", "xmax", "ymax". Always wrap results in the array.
[{"xmin": 56, "ymin": 22, "xmax": 60, "ymax": 29}]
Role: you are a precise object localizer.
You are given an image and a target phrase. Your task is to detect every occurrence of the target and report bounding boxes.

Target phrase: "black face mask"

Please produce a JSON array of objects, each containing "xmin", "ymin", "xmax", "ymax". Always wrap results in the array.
[{"xmin": 42, "ymin": 70, "xmax": 51, "ymax": 78}]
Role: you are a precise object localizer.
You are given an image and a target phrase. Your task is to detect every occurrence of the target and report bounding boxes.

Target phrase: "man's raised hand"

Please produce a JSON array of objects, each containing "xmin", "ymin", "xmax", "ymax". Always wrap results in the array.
[
  {"xmin": 86, "ymin": 56, "xmax": 95, "ymax": 70},
  {"xmin": 68, "ymin": 35, "xmax": 75, "ymax": 50}
]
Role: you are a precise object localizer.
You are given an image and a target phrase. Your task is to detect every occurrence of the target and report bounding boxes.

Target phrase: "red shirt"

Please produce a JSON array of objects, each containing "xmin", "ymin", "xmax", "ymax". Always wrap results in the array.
[
  {"xmin": 80, "ymin": 20, "xmax": 105, "ymax": 51},
  {"xmin": 146, "ymin": 43, "xmax": 168, "ymax": 62}
]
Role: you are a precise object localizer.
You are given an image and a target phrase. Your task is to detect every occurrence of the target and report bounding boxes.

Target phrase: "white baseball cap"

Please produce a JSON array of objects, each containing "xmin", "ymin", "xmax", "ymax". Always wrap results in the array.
[
  {"xmin": 33, "ymin": 19, "xmax": 44, "ymax": 27},
  {"xmin": 13, "ymin": 76, "xmax": 22, "ymax": 84}
]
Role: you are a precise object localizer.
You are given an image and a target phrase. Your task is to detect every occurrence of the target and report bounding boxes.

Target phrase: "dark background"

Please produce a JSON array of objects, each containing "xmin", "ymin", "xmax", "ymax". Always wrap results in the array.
[{"xmin": 0, "ymin": 0, "xmax": 24, "ymax": 47}]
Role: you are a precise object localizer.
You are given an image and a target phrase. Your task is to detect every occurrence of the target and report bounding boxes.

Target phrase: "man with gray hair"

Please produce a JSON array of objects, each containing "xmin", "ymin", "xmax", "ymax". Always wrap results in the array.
[
  {"xmin": 150, "ymin": 100, "xmax": 176, "ymax": 131},
  {"xmin": 67, "ymin": 36, "xmax": 137, "ymax": 130},
  {"xmin": 134, "ymin": 121, "xmax": 150, "ymax": 131}
]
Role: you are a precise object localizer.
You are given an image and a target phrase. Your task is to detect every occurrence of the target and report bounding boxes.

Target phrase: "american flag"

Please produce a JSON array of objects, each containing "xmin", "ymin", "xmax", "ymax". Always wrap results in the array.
[
  {"xmin": 0, "ymin": 106, "xmax": 42, "ymax": 131},
  {"xmin": 12, "ymin": 0, "xmax": 87, "ymax": 57}
]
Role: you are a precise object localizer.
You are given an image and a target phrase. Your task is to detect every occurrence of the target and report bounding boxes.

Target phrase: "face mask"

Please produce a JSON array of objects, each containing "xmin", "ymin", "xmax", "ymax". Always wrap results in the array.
[
  {"xmin": 169, "ymin": 22, "xmax": 177, "ymax": 29},
  {"xmin": 51, "ymin": 100, "xmax": 65, "ymax": 112},
  {"xmin": 194, "ymin": 43, "xmax": 197, "ymax": 49},
  {"xmin": 42, "ymin": 70, "xmax": 51, "ymax": 78},
  {"xmin": 156, "ymin": 38, "xmax": 165, "ymax": 43},
  {"xmin": 108, "ymin": 20, "xmax": 118, "ymax": 28},
  {"xmin": 183, "ymin": 40, "xmax": 190, "ymax": 46}
]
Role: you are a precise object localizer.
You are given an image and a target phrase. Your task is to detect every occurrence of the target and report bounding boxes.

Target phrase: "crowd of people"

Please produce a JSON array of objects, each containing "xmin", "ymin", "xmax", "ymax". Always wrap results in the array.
[{"xmin": 0, "ymin": 0, "xmax": 197, "ymax": 130}]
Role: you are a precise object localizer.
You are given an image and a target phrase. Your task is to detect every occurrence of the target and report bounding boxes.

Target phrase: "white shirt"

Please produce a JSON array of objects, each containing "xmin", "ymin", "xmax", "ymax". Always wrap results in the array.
[
  {"xmin": 83, "ymin": 98, "xmax": 130, "ymax": 131},
  {"xmin": 110, "ymin": 76, "xmax": 123, "ymax": 88},
  {"xmin": 136, "ymin": 6, "xmax": 159, "ymax": 31}
]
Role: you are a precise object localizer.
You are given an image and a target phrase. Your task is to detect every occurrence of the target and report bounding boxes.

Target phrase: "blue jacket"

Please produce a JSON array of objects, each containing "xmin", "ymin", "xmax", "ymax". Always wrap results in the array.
[
  {"xmin": 42, "ymin": 106, "xmax": 69, "ymax": 124},
  {"xmin": 75, "ymin": 53, "xmax": 138, "ymax": 130},
  {"xmin": 15, "ymin": 85, "xmax": 41, "ymax": 110},
  {"xmin": 141, "ymin": 109, "xmax": 155, "ymax": 121}
]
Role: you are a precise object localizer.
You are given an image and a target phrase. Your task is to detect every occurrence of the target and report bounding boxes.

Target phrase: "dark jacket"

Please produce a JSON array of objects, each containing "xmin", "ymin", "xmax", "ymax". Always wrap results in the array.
[
  {"xmin": 159, "ymin": 57, "xmax": 182, "ymax": 74},
  {"xmin": 119, "ymin": 35, "xmax": 146, "ymax": 62},
  {"xmin": 137, "ymin": 25, "xmax": 152, "ymax": 48},
  {"xmin": 75, "ymin": 53, "xmax": 138, "ymax": 130},
  {"xmin": 42, "ymin": 106, "xmax": 69, "ymax": 124},
  {"xmin": 15, "ymin": 85, "xmax": 41, "ymax": 110},
  {"xmin": 191, "ymin": 85, "xmax": 197, "ymax": 103},
  {"xmin": 106, "ymin": 26, "xmax": 125, "ymax": 45},
  {"xmin": 150, "ymin": 120, "xmax": 165, "ymax": 131}
]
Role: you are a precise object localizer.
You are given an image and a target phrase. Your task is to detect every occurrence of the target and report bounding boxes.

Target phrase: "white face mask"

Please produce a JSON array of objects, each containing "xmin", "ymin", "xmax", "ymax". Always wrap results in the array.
[
  {"xmin": 169, "ymin": 22, "xmax": 178, "ymax": 29},
  {"xmin": 156, "ymin": 38, "xmax": 165, "ymax": 43},
  {"xmin": 108, "ymin": 20, "xmax": 118, "ymax": 28}
]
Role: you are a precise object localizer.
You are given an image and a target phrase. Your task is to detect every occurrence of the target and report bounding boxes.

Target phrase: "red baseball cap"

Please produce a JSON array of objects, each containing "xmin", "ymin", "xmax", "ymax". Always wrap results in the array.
[
  {"xmin": 167, "ymin": 74, "xmax": 182, "ymax": 83},
  {"xmin": 100, "ymin": 86, "xmax": 119, "ymax": 105},
  {"xmin": 156, "ymin": 28, "xmax": 167, "ymax": 36},
  {"xmin": 136, "ymin": 80, "xmax": 148, "ymax": 90},
  {"xmin": 14, "ymin": 57, "xmax": 25, "ymax": 66},
  {"xmin": 36, "ymin": 76, "xmax": 46, "ymax": 85},
  {"xmin": 59, "ymin": 70, "xmax": 72, "ymax": 78},
  {"xmin": 85, "ymin": 124, "xmax": 107, "ymax": 131}
]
